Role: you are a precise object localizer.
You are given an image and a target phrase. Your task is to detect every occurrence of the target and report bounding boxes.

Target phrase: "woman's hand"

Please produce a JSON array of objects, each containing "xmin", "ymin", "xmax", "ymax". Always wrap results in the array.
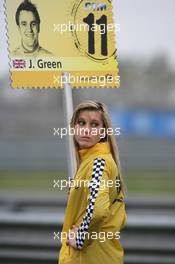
[{"xmin": 66, "ymin": 224, "xmax": 79, "ymax": 249}]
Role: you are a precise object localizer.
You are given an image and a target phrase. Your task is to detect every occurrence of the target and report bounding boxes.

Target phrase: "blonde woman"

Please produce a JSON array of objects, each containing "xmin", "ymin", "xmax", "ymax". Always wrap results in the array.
[{"xmin": 58, "ymin": 100, "xmax": 127, "ymax": 264}]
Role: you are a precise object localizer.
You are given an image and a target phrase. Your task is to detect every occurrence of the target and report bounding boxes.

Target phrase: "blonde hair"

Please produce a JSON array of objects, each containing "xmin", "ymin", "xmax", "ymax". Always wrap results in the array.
[{"xmin": 70, "ymin": 100, "xmax": 127, "ymax": 196}]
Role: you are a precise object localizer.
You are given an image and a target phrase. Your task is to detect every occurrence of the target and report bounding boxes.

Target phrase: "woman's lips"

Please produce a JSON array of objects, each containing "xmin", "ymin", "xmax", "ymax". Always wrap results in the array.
[{"xmin": 80, "ymin": 136, "xmax": 91, "ymax": 140}]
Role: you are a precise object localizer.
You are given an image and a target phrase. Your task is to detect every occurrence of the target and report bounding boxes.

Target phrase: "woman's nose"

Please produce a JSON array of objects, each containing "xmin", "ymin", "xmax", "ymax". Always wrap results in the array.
[{"xmin": 84, "ymin": 124, "xmax": 91, "ymax": 134}]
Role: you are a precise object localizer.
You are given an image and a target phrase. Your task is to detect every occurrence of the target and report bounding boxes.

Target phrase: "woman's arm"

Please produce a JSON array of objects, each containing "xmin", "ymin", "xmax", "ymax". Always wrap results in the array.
[{"xmin": 75, "ymin": 157, "xmax": 110, "ymax": 250}]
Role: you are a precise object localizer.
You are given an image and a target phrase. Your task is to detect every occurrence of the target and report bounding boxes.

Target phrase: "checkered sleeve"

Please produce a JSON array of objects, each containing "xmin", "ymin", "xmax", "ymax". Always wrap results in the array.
[{"xmin": 75, "ymin": 157, "xmax": 110, "ymax": 250}]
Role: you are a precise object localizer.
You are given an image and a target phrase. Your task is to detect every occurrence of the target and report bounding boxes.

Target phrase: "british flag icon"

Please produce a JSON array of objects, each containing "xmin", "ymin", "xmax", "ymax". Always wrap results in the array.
[{"xmin": 12, "ymin": 59, "xmax": 26, "ymax": 69}]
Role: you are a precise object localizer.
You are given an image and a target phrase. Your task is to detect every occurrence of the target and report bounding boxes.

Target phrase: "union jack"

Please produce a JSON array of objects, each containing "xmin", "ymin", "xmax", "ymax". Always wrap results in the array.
[{"xmin": 13, "ymin": 59, "xmax": 26, "ymax": 69}]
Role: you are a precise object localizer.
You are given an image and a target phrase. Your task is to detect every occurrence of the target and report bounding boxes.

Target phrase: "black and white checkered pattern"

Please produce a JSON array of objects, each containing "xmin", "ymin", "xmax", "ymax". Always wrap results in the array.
[{"xmin": 75, "ymin": 157, "xmax": 106, "ymax": 249}]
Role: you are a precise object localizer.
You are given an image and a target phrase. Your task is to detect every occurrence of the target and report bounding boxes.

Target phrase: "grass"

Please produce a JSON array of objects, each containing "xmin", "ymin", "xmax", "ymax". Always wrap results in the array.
[
  {"xmin": 0, "ymin": 170, "xmax": 67, "ymax": 194},
  {"xmin": 0, "ymin": 170, "xmax": 175, "ymax": 196},
  {"xmin": 124, "ymin": 170, "xmax": 175, "ymax": 195}
]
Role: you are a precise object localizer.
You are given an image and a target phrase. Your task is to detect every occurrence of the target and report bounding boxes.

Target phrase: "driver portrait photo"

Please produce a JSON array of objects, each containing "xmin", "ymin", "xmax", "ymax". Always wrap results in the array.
[{"xmin": 11, "ymin": 0, "xmax": 52, "ymax": 57}]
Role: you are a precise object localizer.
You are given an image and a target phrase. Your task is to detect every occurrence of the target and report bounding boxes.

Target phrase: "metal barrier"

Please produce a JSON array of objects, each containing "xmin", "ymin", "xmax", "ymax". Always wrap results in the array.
[{"xmin": 0, "ymin": 195, "xmax": 175, "ymax": 264}]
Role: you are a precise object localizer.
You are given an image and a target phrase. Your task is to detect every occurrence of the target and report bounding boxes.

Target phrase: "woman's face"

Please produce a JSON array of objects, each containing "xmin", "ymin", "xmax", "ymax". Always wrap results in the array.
[{"xmin": 74, "ymin": 110, "xmax": 105, "ymax": 149}]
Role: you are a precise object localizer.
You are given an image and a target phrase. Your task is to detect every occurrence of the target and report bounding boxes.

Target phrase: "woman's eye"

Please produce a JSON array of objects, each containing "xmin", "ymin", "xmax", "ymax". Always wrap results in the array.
[
  {"xmin": 91, "ymin": 122, "xmax": 99, "ymax": 127},
  {"xmin": 78, "ymin": 121, "xmax": 85, "ymax": 126}
]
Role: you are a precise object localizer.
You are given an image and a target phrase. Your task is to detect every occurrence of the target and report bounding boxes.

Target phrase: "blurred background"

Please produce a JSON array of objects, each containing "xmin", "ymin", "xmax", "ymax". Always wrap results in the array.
[{"xmin": 0, "ymin": 0, "xmax": 175, "ymax": 263}]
